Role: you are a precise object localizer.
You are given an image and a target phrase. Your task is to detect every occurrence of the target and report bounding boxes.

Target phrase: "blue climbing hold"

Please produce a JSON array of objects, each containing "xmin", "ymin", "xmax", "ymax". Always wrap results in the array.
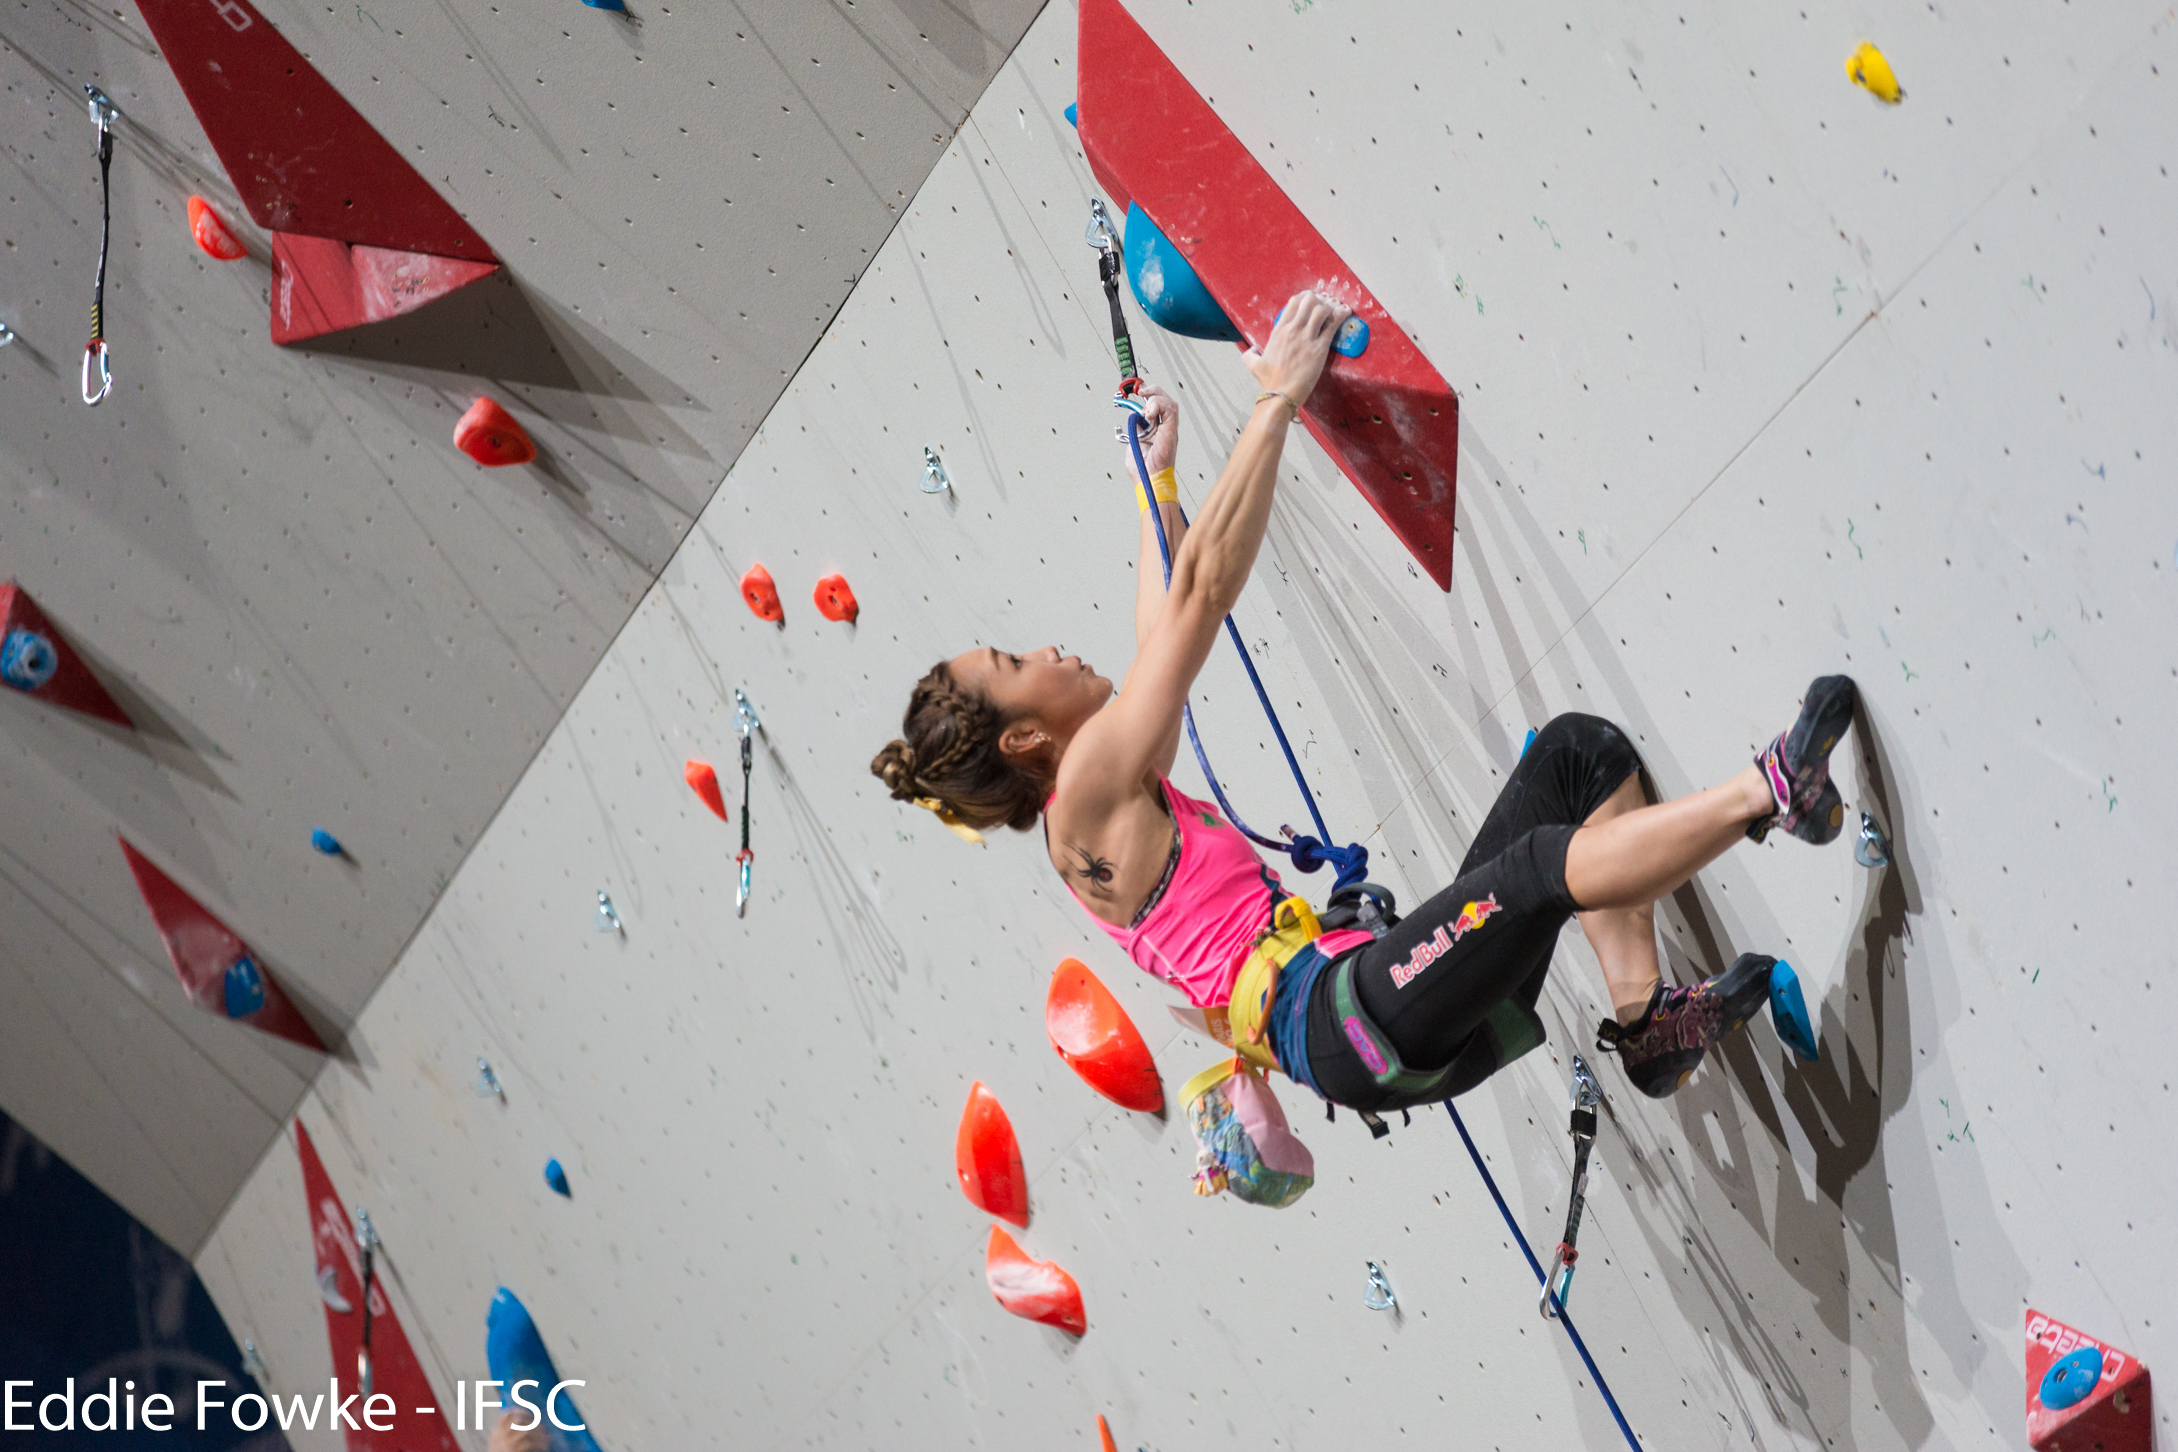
[
  {"xmin": 223, "ymin": 955, "xmax": 266, "ymax": 1019},
  {"xmin": 581, "ymin": 0, "xmax": 624, "ymax": 10},
  {"xmin": 1123, "ymin": 204, "xmax": 1243, "ymax": 344},
  {"xmin": 1272, "ymin": 304, "xmax": 1370, "ymax": 358},
  {"xmin": 487, "ymin": 1287, "xmax": 606, "ymax": 1452},
  {"xmin": 1064, "ymin": 101, "xmax": 1078, "ymax": 128},
  {"xmin": 310, "ymin": 829, "xmax": 343, "ymax": 856},
  {"xmin": 1521, "ymin": 727, "xmax": 1538, "ymax": 759},
  {"xmin": 2039, "ymin": 1345, "xmax": 2105, "ymax": 1411},
  {"xmin": 1768, "ymin": 960, "xmax": 1819, "ymax": 1064},
  {"xmin": 543, "ymin": 1159, "xmax": 571, "ymax": 1198},
  {"xmin": 0, "ymin": 629, "xmax": 57, "ymax": 692}
]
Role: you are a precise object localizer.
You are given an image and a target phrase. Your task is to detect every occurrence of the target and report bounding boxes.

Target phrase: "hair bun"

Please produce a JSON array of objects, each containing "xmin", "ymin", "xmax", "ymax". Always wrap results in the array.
[{"xmin": 870, "ymin": 739, "xmax": 920, "ymax": 800}]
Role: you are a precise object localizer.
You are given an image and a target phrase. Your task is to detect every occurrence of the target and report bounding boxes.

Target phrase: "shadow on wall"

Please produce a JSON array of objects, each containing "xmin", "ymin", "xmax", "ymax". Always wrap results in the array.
[{"xmin": 0, "ymin": 1108, "xmax": 288, "ymax": 1450}]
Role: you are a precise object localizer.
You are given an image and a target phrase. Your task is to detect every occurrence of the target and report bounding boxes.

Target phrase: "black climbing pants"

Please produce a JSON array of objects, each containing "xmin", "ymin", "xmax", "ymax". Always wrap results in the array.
[{"xmin": 1303, "ymin": 712, "xmax": 1645, "ymax": 1111}]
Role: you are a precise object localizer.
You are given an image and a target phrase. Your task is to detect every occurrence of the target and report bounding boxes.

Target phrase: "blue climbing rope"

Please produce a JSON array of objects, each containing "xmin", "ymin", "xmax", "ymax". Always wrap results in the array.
[
  {"xmin": 1445, "ymin": 1099, "xmax": 1643, "ymax": 1451},
  {"xmin": 1123, "ymin": 405, "xmax": 1368, "ymax": 894}
]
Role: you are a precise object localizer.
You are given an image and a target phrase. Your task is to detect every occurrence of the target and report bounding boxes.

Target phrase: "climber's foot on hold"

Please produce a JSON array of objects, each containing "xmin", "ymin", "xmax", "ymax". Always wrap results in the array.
[
  {"xmin": 1748, "ymin": 675, "xmax": 1857, "ymax": 844},
  {"xmin": 1597, "ymin": 952, "xmax": 1776, "ymax": 1098}
]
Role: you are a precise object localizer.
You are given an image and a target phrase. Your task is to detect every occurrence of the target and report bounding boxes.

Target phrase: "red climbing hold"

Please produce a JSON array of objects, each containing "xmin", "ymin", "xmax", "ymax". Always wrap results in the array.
[
  {"xmin": 453, "ymin": 397, "xmax": 537, "ymax": 467},
  {"xmin": 684, "ymin": 759, "xmax": 728, "ymax": 821},
  {"xmin": 985, "ymin": 1225, "xmax": 1085, "ymax": 1334},
  {"xmin": 1046, "ymin": 958, "xmax": 1162, "ymax": 1112},
  {"xmin": 954, "ymin": 1081, "xmax": 1029, "ymax": 1228},
  {"xmin": 740, "ymin": 564, "xmax": 784, "ymax": 623},
  {"xmin": 1076, "ymin": 0, "xmax": 1460, "ymax": 589},
  {"xmin": 2027, "ymin": 1308, "xmax": 2152, "ymax": 1452},
  {"xmin": 1097, "ymin": 1414, "xmax": 1119, "ymax": 1452},
  {"xmin": 0, "ymin": 582, "xmax": 134, "ymax": 729},
  {"xmin": 132, "ymin": 0, "xmax": 499, "ymax": 345},
  {"xmin": 293, "ymin": 1122, "xmax": 461, "ymax": 1452},
  {"xmin": 118, "ymin": 838, "xmax": 324, "ymax": 1051},
  {"xmin": 812, "ymin": 573, "xmax": 859, "ymax": 624},
  {"xmin": 187, "ymin": 196, "xmax": 247, "ymax": 260}
]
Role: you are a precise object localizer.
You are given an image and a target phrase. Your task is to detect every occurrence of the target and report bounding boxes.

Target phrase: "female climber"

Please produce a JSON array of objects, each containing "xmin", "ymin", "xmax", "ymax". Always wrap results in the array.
[{"xmin": 871, "ymin": 290, "xmax": 1854, "ymax": 1106}]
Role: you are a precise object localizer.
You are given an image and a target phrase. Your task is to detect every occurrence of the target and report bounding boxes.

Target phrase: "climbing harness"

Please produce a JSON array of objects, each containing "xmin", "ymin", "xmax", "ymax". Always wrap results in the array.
[
  {"xmin": 1540, "ymin": 1055, "xmax": 1602, "ymax": 1320},
  {"xmin": 1087, "ymin": 200, "xmax": 1368, "ymax": 895},
  {"xmin": 1448, "ymin": 1101, "xmax": 1640, "ymax": 1450},
  {"xmin": 82, "ymin": 85, "xmax": 119, "ymax": 406},
  {"xmin": 734, "ymin": 688, "xmax": 759, "ymax": 918},
  {"xmin": 353, "ymin": 1206, "xmax": 379, "ymax": 1396}
]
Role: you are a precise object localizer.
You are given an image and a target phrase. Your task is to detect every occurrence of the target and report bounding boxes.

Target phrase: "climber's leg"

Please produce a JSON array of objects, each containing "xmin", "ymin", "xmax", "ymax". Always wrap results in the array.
[{"xmin": 1571, "ymin": 772, "xmax": 1664, "ymax": 1024}]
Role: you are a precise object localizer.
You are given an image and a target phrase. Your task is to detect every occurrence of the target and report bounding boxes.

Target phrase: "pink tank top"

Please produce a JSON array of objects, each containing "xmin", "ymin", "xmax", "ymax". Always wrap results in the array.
[{"xmin": 1063, "ymin": 779, "xmax": 1369, "ymax": 1008}]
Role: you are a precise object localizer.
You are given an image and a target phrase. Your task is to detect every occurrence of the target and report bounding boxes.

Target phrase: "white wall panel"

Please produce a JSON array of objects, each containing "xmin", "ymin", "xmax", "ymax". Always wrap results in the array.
[{"xmin": 194, "ymin": 2, "xmax": 2174, "ymax": 1449}]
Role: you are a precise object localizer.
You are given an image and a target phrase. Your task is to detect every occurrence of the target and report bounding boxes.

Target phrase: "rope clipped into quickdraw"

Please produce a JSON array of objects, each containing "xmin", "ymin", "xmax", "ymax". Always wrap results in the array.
[
  {"xmin": 1086, "ymin": 201, "xmax": 1369, "ymax": 894},
  {"xmin": 1541, "ymin": 1054, "xmax": 1602, "ymax": 1320},
  {"xmin": 82, "ymin": 86, "xmax": 118, "ymax": 407},
  {"xmin": 734, "ymin": 688, "xmax": 759, "ymax": 918},
  {"xmin": 1445, "ymin": 1099, "xmax": 1640, "ymax": 1451},
  {"xmin": 354, "ymin": 1207, "xmax": 378, "ymax": 1396}
]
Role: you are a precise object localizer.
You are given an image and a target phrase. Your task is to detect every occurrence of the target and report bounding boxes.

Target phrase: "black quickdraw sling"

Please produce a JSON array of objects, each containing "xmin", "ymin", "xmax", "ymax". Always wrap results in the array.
[
  {"xmin": 82, "ymin": 85, "xmax": 119, "ymax": 406},
  {"xmin": 734, "ymin": 688, "xmax": 759, "ymax": 918},
  {"xmin": 1541, "ymin": 1055, "xmax": 1602, "ymax": 1319}
]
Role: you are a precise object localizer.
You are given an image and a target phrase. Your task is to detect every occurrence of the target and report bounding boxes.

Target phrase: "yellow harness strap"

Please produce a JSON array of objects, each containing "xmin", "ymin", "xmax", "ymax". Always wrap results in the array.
[{"xmin": 1224, "ymin": 897, "xmax": 1324, "ymax": 1075}]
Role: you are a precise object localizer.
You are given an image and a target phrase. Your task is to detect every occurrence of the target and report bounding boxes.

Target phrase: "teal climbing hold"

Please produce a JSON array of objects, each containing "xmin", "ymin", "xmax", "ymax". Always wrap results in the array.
[
  {"xmin": 1122, "ymin": 204, "xmax": 1243, "ymax": 344},
  {"xmin": 582, "ymin": 0, "xmax": 625, "ymax": 10},
  {"xmin": 310, "ymin": 829, "xmax": 343, "ymax": 856},
  {"xmin": 2038, "ymin": 1346, "xmax": 2106, "ymax": 1412},
  {"xmin": 1064, "ymin": 102, "xmax": 1078, "ymax": 128},
  {"xmin": 543, "ymin": 1159, "xmax": 571, "ymax": 1197},
  {"xmin": 1768, "ymin": 960, "xmax": 1819, "ymax": 1063},
  {"xmin": 1520, "ymin": 728, "xmax": 1538, "ymax": 759},
  {"xmin": 486, "ymin": 1287, "xmax": 605, "ymax": 1451}
]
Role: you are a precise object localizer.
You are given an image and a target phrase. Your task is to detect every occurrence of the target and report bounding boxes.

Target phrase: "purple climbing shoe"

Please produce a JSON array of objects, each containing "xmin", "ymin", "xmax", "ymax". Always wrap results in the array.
[
  {"xmin": 1596, "ymin": 952, "xmax": 1776, "ymax": 1098},
  {"xmin": 1748, "ymin": 675, "xmax": 1856, "ymax": 845}
]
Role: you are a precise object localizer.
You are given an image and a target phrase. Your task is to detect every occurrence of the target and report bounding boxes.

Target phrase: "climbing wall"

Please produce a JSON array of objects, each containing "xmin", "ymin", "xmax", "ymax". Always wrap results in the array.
[
  {"xmin": 17, "ymin": 0, "xmax": 2168, "ymax": 1445},
  {"xmin": 0, "ymin": 0, "xmax": 1042, "ymax": 1253}
]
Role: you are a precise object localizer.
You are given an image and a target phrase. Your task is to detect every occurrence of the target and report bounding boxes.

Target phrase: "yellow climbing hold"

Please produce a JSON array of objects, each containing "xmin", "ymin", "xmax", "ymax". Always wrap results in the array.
[{"xmin": 1847, "ymin": 42, "xmax": 1903, "ymax": 104}]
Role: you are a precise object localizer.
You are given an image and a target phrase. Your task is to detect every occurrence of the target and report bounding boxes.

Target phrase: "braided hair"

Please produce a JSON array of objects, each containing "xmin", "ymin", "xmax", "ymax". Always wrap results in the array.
[{"xmin": 870, "ymin": 661, "xmax": 1050, "ymax": 833}]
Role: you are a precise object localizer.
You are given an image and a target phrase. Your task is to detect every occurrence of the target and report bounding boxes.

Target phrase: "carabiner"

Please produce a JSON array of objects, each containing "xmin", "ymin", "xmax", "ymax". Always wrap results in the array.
[
  {"xmin": 736, "ymin": 850, "xmax": 753, "ymax": 919},
  {"xmin": 82, "ymin": 338, "xmax": 112, "ymax": 406},
  {"xmin": 1540, "ymin": 1242, "xmax": 1578, "ymax": 1319}
]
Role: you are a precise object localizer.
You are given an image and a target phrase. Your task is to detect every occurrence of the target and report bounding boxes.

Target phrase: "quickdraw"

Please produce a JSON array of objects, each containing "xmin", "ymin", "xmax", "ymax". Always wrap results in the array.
[
  {"xmin": 1540, "ymin": 1055, "xmax": 1602, "ymax": 1320},
  {"xmin": 354, "ymin": 1207, "xmax": 379, "ymax": 1395},
  {"xmin": 734, "ymin": 688, "xmax": 760, "ymax": 918},
  {"xmin": 82, "ymin": 85, "xmax": 119, "ymax": 406}
]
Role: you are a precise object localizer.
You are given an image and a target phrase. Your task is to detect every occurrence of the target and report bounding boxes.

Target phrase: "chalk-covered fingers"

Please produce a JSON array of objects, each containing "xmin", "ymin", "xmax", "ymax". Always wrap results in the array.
[
  {"xmin": 1245, "ymin": 290, "xmax": 1353, "ymax": 410},
  {"xmin": 1128, "ymin": 382, "xmax": 1180, "ymax": 478}
]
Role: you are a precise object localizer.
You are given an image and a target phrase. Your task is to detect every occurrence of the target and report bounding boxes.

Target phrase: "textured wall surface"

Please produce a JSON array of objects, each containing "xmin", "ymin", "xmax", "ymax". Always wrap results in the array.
[
  {"xmin": 58, "ymin": 0, "xmax": 2178, "ymax": 1446},
  {"xmin": 0, "ymin": 0, "xmax": 1044, "ymax": 1252}
]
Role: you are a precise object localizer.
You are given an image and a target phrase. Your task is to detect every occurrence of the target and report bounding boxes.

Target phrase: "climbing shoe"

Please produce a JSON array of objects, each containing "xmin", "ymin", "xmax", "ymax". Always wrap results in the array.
[
  {"xmin": 1596, "ymin": 952, "xmax": 1776, "ymax": 1098},
  {"xmin": 1747, "ymin": 674, "xmax": 1856, "ymax": 844}
]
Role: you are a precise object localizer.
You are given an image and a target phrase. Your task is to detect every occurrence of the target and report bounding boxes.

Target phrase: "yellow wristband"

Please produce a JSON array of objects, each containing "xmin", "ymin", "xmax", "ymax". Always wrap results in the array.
[{"xmin": 1136, "ymin": 465, "xmax": 1180, "ymax": 512}]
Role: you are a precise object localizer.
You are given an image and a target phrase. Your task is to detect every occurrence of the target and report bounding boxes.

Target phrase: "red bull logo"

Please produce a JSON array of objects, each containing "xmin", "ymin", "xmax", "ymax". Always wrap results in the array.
[{"xmin": 1390, "ymin": 894, "xmax": 1501, "ymax": 989}]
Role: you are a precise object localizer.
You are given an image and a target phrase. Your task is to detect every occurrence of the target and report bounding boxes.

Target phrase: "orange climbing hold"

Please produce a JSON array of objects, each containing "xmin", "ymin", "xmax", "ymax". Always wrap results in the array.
[
  {"xmin": 1046, "ymin": 959, "xmax": 1162, "ymax": 1112},
  {"xmin": 453, "ymin": 397, "xmax": 537, "ymax": 467},
  {"xmin": 985, "ymin": 1225, "xmax": 1085, "ymax": 1334},
  {"xmin": 684, "ymin": 759, "xmax": 727, "ymax": 821},
  {"xmin": 740, "ymin": 564, "xmax": 784, "ymax": 623},
  {"xmin": 812, "ymin": 573, "xmax": 859, "ymax": 624},
  {"xmin": 187, "ymin": 196, "xmax": 247, "ymax": 260},
  {"xmin": 1097, "ymin": 1414, "xmax": 1119, "ymax": 1452},
  {"xmin": 954, "ymin": 1082, "xmax": 1029, "ymax": 1227}
]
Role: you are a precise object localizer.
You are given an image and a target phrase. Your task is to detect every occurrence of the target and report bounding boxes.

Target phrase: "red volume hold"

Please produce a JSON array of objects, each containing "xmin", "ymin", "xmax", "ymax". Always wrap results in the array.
[
  {"xmin": 2027, "ymin": 1308, "xmax": 2152, "ymax": 1452},
  {"xmin": 0, "ymin": 582, "xmax": 134, "ymax": 729},
  {"xmin": 740, "ymin": 564, "xmax": 784, "ymax": 623},
  {"xmin": 294, "ymin": 1123, "xmax": 462, "ymax": 1452},
  {"xmin": 1046, "ymin": 958, "xmax": 1162, "ymax": 1112},
  {"xmin": 684, "ymin": 759, "xmax": 728, "ymax": 821},
  {"xmin": 985, "ymin": 1225, "xmax": 1085, "ymax": 1335},
  {"xmin": 812, "ymin": 574, "xmax": 859, "ymax": 624},
  {"xmin": 1076, "ymin": 0, "xmax": 1459, "ymax": 589},
  {"xmin": 118, "ymin": 838, "xmax": 324, "ymax": 1051},
  {"xmin": 187, "ymin": 196, "xmax": 247, "ymax": 260},
  {"xmin": 453, "ymin": 398, "xmax": 537, "ymax": 467},
  {"xmin": 954, "ymin": 1081, "xmax": 1029, "ymax": 1228}
]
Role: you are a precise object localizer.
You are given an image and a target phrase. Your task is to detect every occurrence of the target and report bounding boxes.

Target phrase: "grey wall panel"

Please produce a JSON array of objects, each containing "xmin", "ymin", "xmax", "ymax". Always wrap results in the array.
[
  {"xmin": 0, "ymin": 0, "xmax": 1045, "ymax": 1245},
  {"xmin": 187, "ymin": 2, "xmax": 2178, "ymax": 1450}
]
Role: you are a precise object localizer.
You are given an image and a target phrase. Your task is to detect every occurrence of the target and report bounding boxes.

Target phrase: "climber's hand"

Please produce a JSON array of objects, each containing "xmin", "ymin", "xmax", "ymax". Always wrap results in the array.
[
  {"xmin": 1126, "ymin": 382, "xmax": 1180, "ymax": 482},
  {"xmin": 489, "ymin": 1410, "xmax": 551, "ymax": 1452},
  {"xmin": 1245, "ymin": 290, "xmax": 1351, "ymax": 410}
]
